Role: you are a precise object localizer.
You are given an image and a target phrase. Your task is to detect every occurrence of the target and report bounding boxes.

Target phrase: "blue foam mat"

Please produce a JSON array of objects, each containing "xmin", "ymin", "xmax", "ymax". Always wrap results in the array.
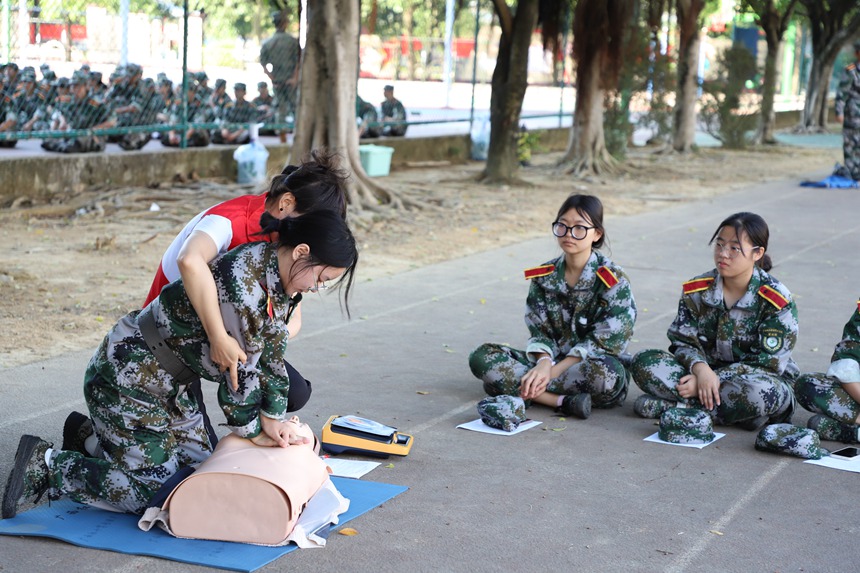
[
  {"xmin": 0, "ymin": 477, "xmax": 407, "ymax": 572},
  {"xmin": 800, "ymin": 174, "xmax": 859, "ymax": 188}
]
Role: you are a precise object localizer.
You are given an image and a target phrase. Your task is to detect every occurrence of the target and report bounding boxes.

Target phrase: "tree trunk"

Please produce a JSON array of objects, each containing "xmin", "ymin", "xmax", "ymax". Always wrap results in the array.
[
  {"xmin": 801, "ymin": 54, "xmax": 838, "ymax": 132},
  {"xmin": 798, "ymin": 1, "xmax": 860, "ymax": 131},
  {"xmin": 291, "ymin": 0, "xmax": 405, "ymax": 212},
  {"xmin": 482, "ymin": 0, "xmax": 540, "ymax": 184},
  {"xmin": 672, "ymin": 0, "xmax": 704, "ymax": 153},
  {"xmin": 560, "ymin": 48, "xmax": 614, "ymax": 174},
  {"xmin": 758, "ymin": 30, "xmax": 779, "ymax": 143},
  {"xmin": 402, "ymin": 5, "xmax": 416, "ymax": 81}
]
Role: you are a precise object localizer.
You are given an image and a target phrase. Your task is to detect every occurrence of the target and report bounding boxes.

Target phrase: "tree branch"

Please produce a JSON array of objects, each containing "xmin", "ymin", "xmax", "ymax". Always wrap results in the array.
[{"xmin": 491, "ymin": 0, "xmax": 513, "ymax": 38}]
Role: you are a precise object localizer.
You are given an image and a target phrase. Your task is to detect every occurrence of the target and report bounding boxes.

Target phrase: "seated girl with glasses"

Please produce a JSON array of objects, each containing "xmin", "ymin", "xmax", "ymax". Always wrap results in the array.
[
  {"xmin": 795, "ymin": 300, "xmax": 860, "ymax": 445},
  {"xmin": 630, "ymin": 212, "xmax": 798, "ymax": 431},
  {"xmin": 469, "ymin": 194, "xmax": 637, "ymax": 420}
]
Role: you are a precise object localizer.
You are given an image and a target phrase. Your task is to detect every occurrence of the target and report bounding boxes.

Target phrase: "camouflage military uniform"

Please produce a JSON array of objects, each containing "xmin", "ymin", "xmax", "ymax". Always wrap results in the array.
[
  {"xmin": 0, "ymin": 93, "xmax": 17, "ymax": 147},
  {"xmin": 212, "ymin": 99, "xmax": 257, "ymax": 144},
  {"xmin": 835, "ymin": 58, "xmax": 860, "ymax": 180},
  {"xmin": 380, "ymin": 97, "xmax": 407, "ymax": 136},
  {"xmin": 356, "ymin": 96, "xmax": 379, "ymax": 138},
  {"xmin": 44, "ymin": 242, "xmax": 297, "ymax": 514},
  {"xmin": 41, "ymin": 90, "xmax": 109, "ymax": 153},
  {"xmin": 469, "ymin": 251, "xmax": 637, "ymax": 407},
  {"xmin": 795, "ymin": 299, "xmax": 860, "ymax": 425},
  {"xmin": 260, "ymin": 30, "xmax": 300, "ymax": 121},
  {"xmin": 631, "ymin": 268, "xmax": 799, "ymax": 425}
]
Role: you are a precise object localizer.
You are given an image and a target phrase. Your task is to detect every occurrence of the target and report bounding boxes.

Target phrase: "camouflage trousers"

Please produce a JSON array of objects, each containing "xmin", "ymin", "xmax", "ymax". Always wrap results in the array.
[
  {"xmin": 631, "ymin": 349, "xmax": 793, "ymax": 425},
  {"xmin": 795, "ymin": 373, "xmax": 860, "ymax": 425},
  {"xmin": 117, "ymin": 131, "xmax": 152, "ymax": 151},
  {"xmin": 843, "ymin": 127, "xmax": 860, "ymax": 180},
  {"xmin": 46, "ymin": 313, "xmax": 212, "ymax": 514},
  {"xmin": 41, "ymin": 135, "xmax": 106, "ymax": 153},
  {"xmin": 468, "ymin": 343, "xmax": 627, "ymax": 407}
]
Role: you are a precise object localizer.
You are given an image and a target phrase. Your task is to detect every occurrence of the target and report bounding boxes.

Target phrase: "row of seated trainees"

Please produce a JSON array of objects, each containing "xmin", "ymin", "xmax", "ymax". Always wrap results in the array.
[
  {"xmin": 2, "ymin": 150, "xmax": 356, "ymax": 527},
  {"xmin": 0, "ymin": 62, "xmax": 409, "ymax": 152},
  {"xmin": 4, "ymin": 163, "xmax": 858, "ymax": 528},
  {"xmin": 469, "ymin": 195, "xmax": 860, "ymax": 453}
]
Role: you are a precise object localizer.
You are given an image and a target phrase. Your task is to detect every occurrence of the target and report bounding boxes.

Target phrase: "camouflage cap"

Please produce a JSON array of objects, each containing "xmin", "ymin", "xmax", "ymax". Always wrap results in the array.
[
  {"xmin": 234, "ymin": 82, "xmax": 246, "ymax": 91},
  {"xmin": 53, "ymin": 77, "xmax": 70, "ymax": 88},
  {"xmin": 42, "ymin": 70, "xmax": 57, "ymax": 81},
  {"xmin": 477, "ymin": 395, "xmax": 526, "ymax": 432},
  {"xmin": 19, "ymin": 71, "xmax": 36, "ymax": 83},
  {"xmin": 214, "ymin": 78, "xmax": 227, "ymax": 88},
  {"xmin": 126, "ymin": 63, "xmax": 142, "ymax": 76},
  {"xmin": 89, "ymin": 71, "xmax": 103, "ymax": 82},
  {"xmin": 659, "ymin": 407, "xmax": 715, "ymax": 444},
  {"xmin": 755, "ymin": 423, "xmax": 827, "ymax": 460},
  {"xmin": 257, "ymin": 81, "xmax": 268, "ymax": 89},
  {"xmin": 195, "ymin": 71, "xmax": 208, "ymax": 81},
  {"xmin": 69, "ymin": 71, "xmax": 88, "ymax": 85}
]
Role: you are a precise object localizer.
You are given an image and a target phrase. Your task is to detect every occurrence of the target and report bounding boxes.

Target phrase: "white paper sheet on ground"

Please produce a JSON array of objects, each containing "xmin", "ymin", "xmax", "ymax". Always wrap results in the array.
[
  {"xmin": 322, "ymin": 457, "xmax": 381, "ymax": 479},
  {"xmin": 804, "ymin": 455, "xmax": 860, "ymax": 473},
  {"xmin": 644, "ymin": 431, "xmax": 726, "ymax": 449},
  {"xmin": 456, "ymin": 418, "xmax": 542, "ymax": 435}
]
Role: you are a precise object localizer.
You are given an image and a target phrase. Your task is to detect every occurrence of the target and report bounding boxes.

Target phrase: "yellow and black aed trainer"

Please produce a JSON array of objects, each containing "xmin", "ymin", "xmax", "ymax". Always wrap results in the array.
[{"xmin": 320, "ymin": 415, "xmax": 413, "ymax": 458}]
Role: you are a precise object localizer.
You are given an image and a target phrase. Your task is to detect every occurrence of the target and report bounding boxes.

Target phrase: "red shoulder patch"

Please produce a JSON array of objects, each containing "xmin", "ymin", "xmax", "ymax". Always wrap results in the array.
[
  {"xmin": 596, "ymin": 266, "xmax": 619, "ymax": 289},
  {"xmin": 758, "ymin": 285, "xmax": 789, "ymax": 310},
  {"xmin": 524, "ymin": 264, "xmax": 555, "ymax": 280},
  {"xmin": 683, "ymin": 277, "xmax": 714, "ymax": 295}
]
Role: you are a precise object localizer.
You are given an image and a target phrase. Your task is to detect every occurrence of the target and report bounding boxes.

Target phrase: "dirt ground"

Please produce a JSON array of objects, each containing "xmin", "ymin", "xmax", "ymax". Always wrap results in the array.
[{"xmin": 0, "ymin": 143, "xmax": 839, "ymax": 368}]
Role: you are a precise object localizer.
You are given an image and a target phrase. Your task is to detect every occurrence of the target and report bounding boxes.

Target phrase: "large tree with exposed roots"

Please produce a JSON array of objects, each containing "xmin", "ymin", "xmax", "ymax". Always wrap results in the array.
[
  {"xmin": 480, "ymin": 0, "xmax": 541, "ymax": 184},
  {"xmin": 742, "ymin": 0, "xmax": 800, "ymax": 144},
  {"xmin": 290, "ymin": 0, "xmax": 413, "ymax": 215},
  {"xmin": 795, "ymin": 0, "xmax": 860, "ymax": 132},
  {"xmin": 672, "ymin": 0, "xmax": 714, "ymax": 153},
  {"xmin": 544, "ymin": 0, "xmax": 631, "ymax": 175}
]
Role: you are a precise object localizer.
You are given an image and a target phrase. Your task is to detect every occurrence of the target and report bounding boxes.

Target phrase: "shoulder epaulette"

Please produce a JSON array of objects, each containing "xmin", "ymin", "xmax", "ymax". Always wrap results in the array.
[
  {"xmin": 758, "ymin": 285, "xmax": 789, "ymax": 310},
  {"xmin": 596, "ymin": 266, "xmax": 619, "ymax": 289},
  {"xmin": 683, "ymin": 277, "xmax": 714, "ymax": 295},
  {"xmin": 524, "ymin": 264, "xmax": 555, "ymax": 280}
]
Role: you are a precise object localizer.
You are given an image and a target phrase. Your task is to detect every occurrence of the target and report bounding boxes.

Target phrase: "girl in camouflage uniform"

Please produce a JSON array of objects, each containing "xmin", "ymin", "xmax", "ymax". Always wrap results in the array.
[
  {"xmin": 2, "ymin": 210, "xmax": 358, "ymax": 518},
  {"xmin": 631, "ymin": 212, "xmax": 798, "ymax": 430},
  {"xmin": 469, "ymin": 194, "xmax": 637, "ymax": 420},
  {"xmin": 795, "ymin": 299, "xmax": 860, "ymax": 444}
]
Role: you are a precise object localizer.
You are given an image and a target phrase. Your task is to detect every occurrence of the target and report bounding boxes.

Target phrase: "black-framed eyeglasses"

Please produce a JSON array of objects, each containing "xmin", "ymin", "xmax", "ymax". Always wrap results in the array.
[
  {"xmin": 552, "ymin": 221, "xmax": 594, "ymax": 240},
  {"xmin": 712, "ymin": 240, "xmax": 761, "ymax": 259}
]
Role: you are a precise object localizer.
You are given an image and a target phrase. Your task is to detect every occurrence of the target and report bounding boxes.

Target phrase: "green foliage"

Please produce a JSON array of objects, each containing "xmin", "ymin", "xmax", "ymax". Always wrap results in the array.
[
  {"xmin": 700, "ymin": 43, "xmax": 760, "ymax": 149},
  {"xmin": 517, "ymin": 125, "xmax": 542, "ymax": 165}
]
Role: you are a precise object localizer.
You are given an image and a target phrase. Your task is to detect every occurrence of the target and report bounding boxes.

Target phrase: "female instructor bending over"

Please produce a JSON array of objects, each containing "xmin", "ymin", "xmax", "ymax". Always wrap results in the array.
[{"xmin": 2, "ymin": 209, "xmax": 357, "ymax": 518}]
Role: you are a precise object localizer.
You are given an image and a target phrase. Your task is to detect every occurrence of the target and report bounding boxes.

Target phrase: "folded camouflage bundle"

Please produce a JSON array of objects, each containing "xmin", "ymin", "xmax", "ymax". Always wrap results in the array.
[
  {"xmin": 755, "ymin": 423, "xmax": 827, "ymax": 460},
  {"xmin": 477, "ymin": 395, "xmax": 526, "ymax": 432},
  {"xmin": 659, "ymin": 407, "xmax": 715, "ymax": 444}
]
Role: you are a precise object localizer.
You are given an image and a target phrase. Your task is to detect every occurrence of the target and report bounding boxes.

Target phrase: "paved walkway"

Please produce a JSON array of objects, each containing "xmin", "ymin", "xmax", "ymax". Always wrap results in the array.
[{"xmin": 1, "ymin": 162, "xmax": 858, "ymax": 571}]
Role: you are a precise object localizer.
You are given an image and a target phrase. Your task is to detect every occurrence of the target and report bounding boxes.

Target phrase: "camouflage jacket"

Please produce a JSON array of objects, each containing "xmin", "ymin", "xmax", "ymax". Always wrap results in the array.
[
  {"xmin": 153, "ymin": 241, "xmax": 296, "ymax": 438},
  {"xmin": 260, "ymin": 32, "xmax": 300, "ymax": 82},
  {"xmin": 65, "ymin": 94, "xmax": 109, "ymax": 130},
  {"xmin": 524, "ymin": 251, "xmax": 636, "ymax": 361},
  {"xmin": 223, "ymin": 99, "xmax": 257, "ymax": 125},
  {"xmin": 667, "ymin": 267, "xmax": 799, "ymax": 379},
  {"xmin": 832, "ymin": 298, "xmax": 860, "ymax": 365},
  {"xmin": 381, "ymin": 98, "xmax": 406, "ymax": 122},
  {"xmin": 835, "ymin": 61, "xmax": 860, "ymax": 129}
]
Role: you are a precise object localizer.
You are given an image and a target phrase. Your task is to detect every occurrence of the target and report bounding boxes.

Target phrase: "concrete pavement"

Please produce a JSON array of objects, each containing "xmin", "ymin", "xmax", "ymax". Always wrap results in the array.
[{"xmin": 1, "ymin": 172, "xmax": 859, "ymax": 572}]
